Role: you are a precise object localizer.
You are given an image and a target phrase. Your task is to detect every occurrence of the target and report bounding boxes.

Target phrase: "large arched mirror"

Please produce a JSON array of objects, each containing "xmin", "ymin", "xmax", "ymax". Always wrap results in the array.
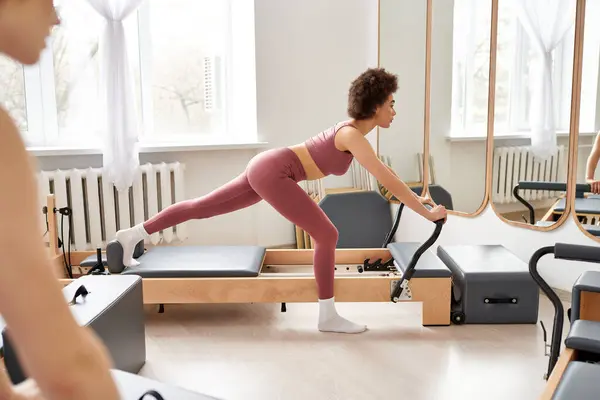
[
  {"xmin": 377, "ymin": 0, "xmax": 429, "ymax": 200},
  {"xmin": 427, "ymin": 0, "xmax": 492, "ymax": 215},
  {"xmin": 490, "ymin": 0, "xmax": 578, "ymax": 229},
  {"xmin": 574, "ymin": 0, "xmax": 600, "ymax": 240}
]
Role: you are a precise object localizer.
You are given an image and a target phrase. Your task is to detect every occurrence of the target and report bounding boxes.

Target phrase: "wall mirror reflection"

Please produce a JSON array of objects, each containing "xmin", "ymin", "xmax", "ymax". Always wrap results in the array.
[
  {"xmin": 490, "ymin": 0, "xmax": 577, "ymax": 228},
  {"xmin": 427, "ymin": 0, "xmax": 491, "ymax": 215}
]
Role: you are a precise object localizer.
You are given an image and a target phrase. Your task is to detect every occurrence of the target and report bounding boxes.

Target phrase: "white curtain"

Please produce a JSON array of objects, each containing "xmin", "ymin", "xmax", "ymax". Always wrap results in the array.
[
  {"xmin": 86, "ymin": 0, "xmax": 144, "ymax": 192},
  {"xmin": 513, "ymin": 0, "xmax": 575, "ymax": 159}
]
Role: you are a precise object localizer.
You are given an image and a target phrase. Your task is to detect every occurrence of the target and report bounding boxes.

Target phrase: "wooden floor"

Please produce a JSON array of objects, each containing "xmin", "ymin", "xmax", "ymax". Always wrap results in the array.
[{"xmin": 137, "ymin": 295, "xmax": 570, "ymax": 400}]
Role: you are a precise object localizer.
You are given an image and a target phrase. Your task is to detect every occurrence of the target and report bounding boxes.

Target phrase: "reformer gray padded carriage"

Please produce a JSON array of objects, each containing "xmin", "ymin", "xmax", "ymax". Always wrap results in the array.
[
  {"xmin": 554, "ymin": 197, "xmax": 600, "ymax": 214},
  {"xmin": 437, "ymin": 244, "xmax": 539, "ymax": 324},
  {"xmin": 552, "ymin": 361, "xmax": 600, "ymax": 400},
  {"xmin": 113, "ymin": 369, "xmax": 221, "ymax": 399},
  {"xmin": 2, "ymin": 275, "xmax": 146, "ymax": 384},
  {"xmin": 100, "ymin": 242, "xmax": 266, "ymax": 276}
]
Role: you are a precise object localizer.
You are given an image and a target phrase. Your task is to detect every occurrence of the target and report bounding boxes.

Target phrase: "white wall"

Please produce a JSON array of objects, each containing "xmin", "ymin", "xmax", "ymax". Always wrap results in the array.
[
  {"xmin": 378, "ymin": 0, "xmax": 427, "ymax": 184},
  {"xmin": 34, "ymin": 0, "xmax": 380, "ymax": 248}
]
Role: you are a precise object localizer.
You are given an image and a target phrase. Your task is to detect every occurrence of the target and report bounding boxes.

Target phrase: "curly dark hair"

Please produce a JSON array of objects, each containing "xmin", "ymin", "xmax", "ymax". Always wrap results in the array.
[{"xmin": 347, "ymin": 68, "xmax": 398, "ymax": 120}]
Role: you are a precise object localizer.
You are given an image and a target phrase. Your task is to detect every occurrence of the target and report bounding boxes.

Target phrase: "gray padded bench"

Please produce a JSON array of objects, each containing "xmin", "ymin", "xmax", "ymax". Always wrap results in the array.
[
  {"xmin": 552, "ymin": 361, "xmax": 600, "ymax": 400},
  {"xmin": 437, "ymin": 245, "xmax": 539, "ymax": 324},
  {"xmin": 2, "ymin": 275, "xmax": 146, "ymax": 384},
  {"xmin": 103, "ymin": 241, "xmax": 266, "ymax": 277},
  {"xmin": 565, "ymin": 320, "xmax": 600, "ymax": 355},
  {"xmin": 387, "ymin": 242, "xmax": 451, "ymax": 278},
  {"xmin": 113, "ymin": 369, "xmax": 221, "ymax": 399},
  {"xmin": 554, "ymin": 197, "xmax": 600, "ymax": 214}
]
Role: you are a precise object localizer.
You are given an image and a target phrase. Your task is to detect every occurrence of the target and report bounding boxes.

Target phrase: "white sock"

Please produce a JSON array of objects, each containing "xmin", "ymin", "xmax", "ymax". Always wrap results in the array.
[
  {"xmin": 318, "ymin": 297, "xmax": 367, "ymax": 334},
  {"xmin": 115, "ymin": 223, "xmax": 149, "ymax": 267}
]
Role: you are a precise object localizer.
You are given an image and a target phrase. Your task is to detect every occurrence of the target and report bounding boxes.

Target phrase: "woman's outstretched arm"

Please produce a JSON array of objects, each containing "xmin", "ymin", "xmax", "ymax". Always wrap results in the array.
[
  {"xmin": 586, "ymin": 131, "xmax": 600, "ymax": 193},
  {"xmin": 0, "ymin": 110, "xmax": 120, "ymax": 400},
  {"xmin": 336, "ymin": 127, "xmax": 446, "ymax": 222}
]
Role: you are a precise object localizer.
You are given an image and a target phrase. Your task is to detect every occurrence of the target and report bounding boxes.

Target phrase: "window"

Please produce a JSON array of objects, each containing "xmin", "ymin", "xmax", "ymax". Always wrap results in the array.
[
  {"xmin": 6, "ymin": 0, "xmax": 256, "ymax": 148},
  {"xmin": 0, "ymin": 56, "xmax": 27, "ymax": 132},
  {"xmin": 450, "ymin": 0, "xmax": 600, "ymax": 138}
]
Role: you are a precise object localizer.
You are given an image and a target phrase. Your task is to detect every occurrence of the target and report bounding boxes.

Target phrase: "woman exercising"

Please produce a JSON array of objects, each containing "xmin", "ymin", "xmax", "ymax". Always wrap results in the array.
[
  {"xmin": 586, "ymin": 130, "xmax": 600, "ymax": 193},
  {"xmin": 0, "ymin": 0, "xmax": 120, "ymax": 399},
  {"xmin": 116, "ymin": 67, "xmax": 447, "ymax": 334}
]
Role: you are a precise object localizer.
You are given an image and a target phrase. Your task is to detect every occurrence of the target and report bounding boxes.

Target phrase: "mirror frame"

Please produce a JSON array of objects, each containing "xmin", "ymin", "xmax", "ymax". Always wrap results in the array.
[{"xmin": 570, "ymin": 0, "xmax": 599, "ymax": 241}]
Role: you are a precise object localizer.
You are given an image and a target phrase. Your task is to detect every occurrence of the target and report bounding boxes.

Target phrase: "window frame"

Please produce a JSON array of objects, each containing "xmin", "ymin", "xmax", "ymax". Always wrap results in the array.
[{"xmin": 14, "ymin": 0, "xmax": 257, "ymax": 149}]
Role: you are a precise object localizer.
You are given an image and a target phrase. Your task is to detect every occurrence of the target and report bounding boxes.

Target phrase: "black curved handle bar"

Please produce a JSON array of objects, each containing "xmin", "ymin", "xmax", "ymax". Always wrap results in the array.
[
  {"xmin": 383, "ymin": 202, "xmax": 405, "ymax": 247},
  {"xmin": 383, "ymin": 202, "xmax": 443, "ymax": 247},
  {"xmin": 513, "ymin": 181, "xmax": 591, "ymax": 224},
  {"xmin": 139, "ymin": 390, "xmax": 165, "ymax": 400},
  {"xmin": 529, "ymin": 242, "xmax": 600, "ymax": 379},
  {"xmin": 387, "ymin": 204, "xmax": 445, "ymax": 301},
  {"xmin": 399, "ymin": 219, "xmax": 444, "ymax": 281}
]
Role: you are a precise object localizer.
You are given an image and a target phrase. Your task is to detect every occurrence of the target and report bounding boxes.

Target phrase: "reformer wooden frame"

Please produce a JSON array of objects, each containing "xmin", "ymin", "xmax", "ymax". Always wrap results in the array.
[{"xmin": 45, "ymin": 194, "xmax": 452, "ymax": 327}]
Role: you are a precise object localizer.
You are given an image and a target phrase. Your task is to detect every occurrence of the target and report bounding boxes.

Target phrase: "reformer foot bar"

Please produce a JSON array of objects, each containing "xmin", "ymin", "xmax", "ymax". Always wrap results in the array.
[
  {"xmin": 45, "ymin": 194, "xmax": 451, "ymax": 327},
  {"xmin": 530, "ymin": 243, "xmax": 600, "ymax": 399}
]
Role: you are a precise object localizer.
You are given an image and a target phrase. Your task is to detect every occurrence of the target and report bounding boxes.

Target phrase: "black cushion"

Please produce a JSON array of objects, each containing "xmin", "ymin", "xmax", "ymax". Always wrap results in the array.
[
  {"xmin": 113, "ymin": 369, "xmax": 220, "ymax": 399},
  {"xmin": 82, "ymin": 241, "xmax": 145, "ymax": 268},
  {"xmin": 565, "ymin": 320, "xmax": 600, "ymax": 354},
  {"xmin": 552, "ymin": 361, "xmax": 600, "ymax": 399},
  {"xmin": 319, "ymin": 191, "xmax": 393, "ymax": 248},
  {"xmin": 555, "ymin": 197, "xmax": 600, "ymax": 214},
  {"xmin": 387, "ymin": 242, "xmax": 451, "ymax": 278},
  {"xmin": 573, "ymin": 271, "xmax": 600, "ymax": 294},
  {"xmin": 571, "ymin": 271, "xmax": 600, "ymax": 322},
  {"xmin": 120, "ymin": 245, "xmax": 266, "ymax": 278}
]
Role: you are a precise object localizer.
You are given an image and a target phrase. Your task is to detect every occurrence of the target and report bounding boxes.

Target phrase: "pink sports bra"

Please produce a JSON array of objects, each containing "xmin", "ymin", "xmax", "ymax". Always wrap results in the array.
[{"xmin": 304, "ymin": 121, "xmax": 356, "ymax": 176}]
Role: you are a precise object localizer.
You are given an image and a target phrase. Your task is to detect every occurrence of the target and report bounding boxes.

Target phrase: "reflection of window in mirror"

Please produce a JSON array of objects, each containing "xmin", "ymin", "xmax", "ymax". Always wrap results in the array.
[
  {"xmin": 489, "ymin": 0, "xmax": 581, "ymax": 228},
  {"xmin": 429, "ymin": 0, "xmax": 491, "ymax": 216},
  {"xmin": 574, "ymin": 0, "xmax": 600, "ymax": 238}
]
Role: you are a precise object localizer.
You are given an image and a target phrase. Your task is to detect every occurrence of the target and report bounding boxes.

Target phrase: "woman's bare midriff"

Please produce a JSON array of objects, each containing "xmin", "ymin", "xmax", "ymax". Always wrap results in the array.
[{"xmin": 288, "ymin": 144, "xmax": 326, "ymax": 181}]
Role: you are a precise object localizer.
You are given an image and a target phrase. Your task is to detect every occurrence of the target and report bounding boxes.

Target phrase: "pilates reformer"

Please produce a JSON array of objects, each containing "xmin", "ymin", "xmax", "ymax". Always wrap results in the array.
[
  {"xmin": 45, "ymin": 194, "xmax": 452, "ymax": 327},
  {"xmin": 529, "ymin": 243, "xmax": 600, "ymax": 399},
  {"xmin": 513, "ymin": 181, "xmax": 600, "ymax": 234}
]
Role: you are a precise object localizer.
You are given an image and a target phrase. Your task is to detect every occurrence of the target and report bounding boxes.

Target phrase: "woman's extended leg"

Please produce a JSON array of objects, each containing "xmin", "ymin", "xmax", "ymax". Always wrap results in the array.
[
  {"xmin": 115, "ymin": 172, "xmax": 261, "ymax": 266},
  {"xmin": 246, "ymin": 154, "xmax": 367, "ymax": 334}
]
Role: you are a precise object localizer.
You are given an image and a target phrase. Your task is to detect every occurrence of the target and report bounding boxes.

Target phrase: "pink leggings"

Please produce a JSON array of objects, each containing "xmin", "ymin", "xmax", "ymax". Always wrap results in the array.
[{"xmin": 143, "ymin": 147, "xmax": 339, "ymax": 299}]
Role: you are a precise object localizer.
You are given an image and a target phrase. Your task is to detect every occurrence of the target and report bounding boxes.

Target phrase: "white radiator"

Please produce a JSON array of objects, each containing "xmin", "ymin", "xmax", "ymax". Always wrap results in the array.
[
  {"xmin": 38, "ymin": 162, "xmax": 187, "ymax": 251},
  {"xmin": 492, "ymin": 145, "xmax": 567, "ymax": 204}
]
